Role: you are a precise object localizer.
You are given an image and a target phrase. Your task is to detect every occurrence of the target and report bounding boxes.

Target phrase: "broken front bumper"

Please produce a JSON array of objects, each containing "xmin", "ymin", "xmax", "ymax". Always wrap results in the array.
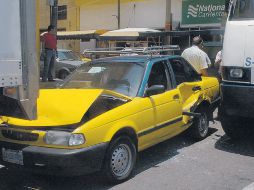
[
  {"xmin": 0, "ymin": 141, "xmax": 108, "ymax": 176},
  {"xmin": 220, "ymin": 83, "xmax": 254, "ymax": 118}
]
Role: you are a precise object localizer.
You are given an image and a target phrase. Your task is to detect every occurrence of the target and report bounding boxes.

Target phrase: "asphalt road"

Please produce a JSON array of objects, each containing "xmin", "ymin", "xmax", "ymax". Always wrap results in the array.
[{"xmin": 0, "ymin": 119, "xmax": 254, "ymax": 190}]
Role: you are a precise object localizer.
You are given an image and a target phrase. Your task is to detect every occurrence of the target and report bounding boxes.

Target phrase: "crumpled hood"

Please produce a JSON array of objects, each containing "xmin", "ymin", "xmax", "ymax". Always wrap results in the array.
[{"xmin": 4, "ymin": 89, "xmax": 114, "ymax": 127}]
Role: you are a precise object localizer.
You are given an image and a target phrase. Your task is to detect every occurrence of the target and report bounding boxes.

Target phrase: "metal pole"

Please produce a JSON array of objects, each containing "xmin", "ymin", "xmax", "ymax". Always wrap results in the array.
[
  {"xmin": 118, "ymin": 0, "xmax": 120, "ymax": 29},
  {"xmin": 50, "ymin": 6, "xmax": 52, "ymax": 24},
  {"xmin": 165, "ymin": 0, "xmax": 172, "ymax": 45},
  {"xmin": 51, "ymin": 0, "xmax": 58, "ymax": 30}
]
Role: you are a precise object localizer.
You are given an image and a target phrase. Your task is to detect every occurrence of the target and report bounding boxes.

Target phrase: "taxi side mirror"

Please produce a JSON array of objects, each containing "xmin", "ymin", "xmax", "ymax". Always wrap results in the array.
[{"xmin": 145, "ymin": 85, "xmax": 165, "ymax": 97}]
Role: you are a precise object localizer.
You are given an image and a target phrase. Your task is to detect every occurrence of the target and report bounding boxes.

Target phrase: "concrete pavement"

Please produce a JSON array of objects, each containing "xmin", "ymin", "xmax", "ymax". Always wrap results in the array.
[{"xmin": 0, "ymin": 120, "xmax": 254, "ymax": 190}]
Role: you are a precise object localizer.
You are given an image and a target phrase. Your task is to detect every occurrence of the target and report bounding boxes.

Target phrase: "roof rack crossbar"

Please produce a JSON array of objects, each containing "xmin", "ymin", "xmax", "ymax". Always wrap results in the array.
[{"xmin": 83, "ymin": 45, "xmax": 180, "ymax": 55}]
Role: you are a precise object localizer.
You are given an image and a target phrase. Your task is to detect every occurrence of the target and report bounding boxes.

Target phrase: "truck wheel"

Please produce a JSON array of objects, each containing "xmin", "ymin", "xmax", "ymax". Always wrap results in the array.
[
  {"xmin": 103, "ymin": 136, "xmax": 137, "ymax": 184},
  {"xmin": 220, "ymin": 115, "xmax": 246, "ymax": 139},
  {"xmin": 191, "ymin": 108, "xmax": 209, "ymax": 140}
]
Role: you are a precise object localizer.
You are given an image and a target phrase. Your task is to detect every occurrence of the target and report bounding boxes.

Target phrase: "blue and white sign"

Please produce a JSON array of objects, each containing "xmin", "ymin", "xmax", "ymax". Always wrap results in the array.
[{"xmin": 245, "ymin": 57, "xmax": 254, "ymax": 67}]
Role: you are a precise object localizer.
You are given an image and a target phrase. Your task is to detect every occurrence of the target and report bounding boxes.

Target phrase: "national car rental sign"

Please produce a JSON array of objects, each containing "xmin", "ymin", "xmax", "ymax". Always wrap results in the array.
[{"xmin": 181, "ymin": 0, "xmax": 226, "ymax": 27}]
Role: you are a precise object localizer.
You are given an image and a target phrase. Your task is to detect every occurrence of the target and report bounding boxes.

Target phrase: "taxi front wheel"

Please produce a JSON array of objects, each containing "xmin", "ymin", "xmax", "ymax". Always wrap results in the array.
[{"xmin": 103, "ymin": 136, "xmax": 137, "ymax": 184}]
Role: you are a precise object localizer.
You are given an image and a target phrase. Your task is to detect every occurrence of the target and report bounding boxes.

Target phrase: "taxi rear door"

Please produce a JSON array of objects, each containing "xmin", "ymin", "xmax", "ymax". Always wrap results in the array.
[{"xmin": 169, "ymin": 57, "xmax": 203, "ymax": 117}]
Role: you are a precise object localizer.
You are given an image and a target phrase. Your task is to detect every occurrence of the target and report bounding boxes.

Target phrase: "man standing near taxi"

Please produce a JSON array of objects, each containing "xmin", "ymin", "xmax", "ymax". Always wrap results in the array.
[
  {"xmin": 181, "ymin": 36, "xmax": 211, "ymax": 76},
  {"xmin": 41, "ymin": 25, "xmax": 57, "ymax": 82}
]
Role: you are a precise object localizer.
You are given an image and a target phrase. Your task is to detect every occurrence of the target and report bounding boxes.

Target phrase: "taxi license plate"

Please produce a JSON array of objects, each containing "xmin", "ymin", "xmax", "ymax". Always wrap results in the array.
[{"xmin": 2, "ymin": 148, "xmax": 23, "ymax": 165}]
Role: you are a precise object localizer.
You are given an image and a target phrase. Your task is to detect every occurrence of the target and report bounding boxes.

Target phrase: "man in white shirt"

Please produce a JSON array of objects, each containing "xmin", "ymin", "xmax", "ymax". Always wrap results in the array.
[{"xmin": 181, "ymin": 36, "xmax": 211, "ymax": 76}]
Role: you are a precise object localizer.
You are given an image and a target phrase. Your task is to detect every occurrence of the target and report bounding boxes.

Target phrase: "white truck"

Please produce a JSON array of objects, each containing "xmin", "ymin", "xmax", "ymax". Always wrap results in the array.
[
  {"xmin": 0, "ymin": 0, "xmax": 39, "ymax": 120},
  {"xmin": 219, "ymin": 0, "xmax": 254, "ymax": 138}
]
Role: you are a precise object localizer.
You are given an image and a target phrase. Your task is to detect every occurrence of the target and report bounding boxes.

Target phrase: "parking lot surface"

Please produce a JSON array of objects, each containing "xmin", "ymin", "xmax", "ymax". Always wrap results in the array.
[{"xmin": 0, "ymin": 119, "xmax": 254, "ymax": 190}]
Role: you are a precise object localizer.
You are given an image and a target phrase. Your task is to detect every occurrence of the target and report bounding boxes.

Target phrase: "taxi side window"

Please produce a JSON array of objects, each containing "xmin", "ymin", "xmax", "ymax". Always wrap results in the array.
[
  {"xmin": 170, "ymin": 58, "xmax": 201, "ymax": 85},
  {"xmin": 147, "ymin": 61, "xmax": 172, "ymax": 90}
]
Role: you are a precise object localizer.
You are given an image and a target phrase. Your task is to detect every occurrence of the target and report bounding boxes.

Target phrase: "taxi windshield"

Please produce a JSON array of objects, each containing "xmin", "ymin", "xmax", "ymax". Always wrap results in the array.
[
  {"xmin": 60, "ymin": 61, "xmax": 145, "ymax": 97},
  {"xmin": 230, "ymin": 0, "xmax": 254, "ymax": 20}
]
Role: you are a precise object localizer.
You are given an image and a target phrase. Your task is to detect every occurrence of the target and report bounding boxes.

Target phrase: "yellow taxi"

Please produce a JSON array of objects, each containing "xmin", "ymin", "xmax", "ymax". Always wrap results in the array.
[{"xmin": 0, "ymin": 55, "xmax": 220, "ymax": 183}]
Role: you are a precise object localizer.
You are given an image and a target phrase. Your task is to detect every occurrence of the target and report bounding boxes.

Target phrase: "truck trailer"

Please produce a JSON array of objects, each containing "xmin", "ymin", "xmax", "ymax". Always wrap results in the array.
[
  {"xmin": 0, "ymin": 0, "xmax": 39, "ymax": 120},
  {"xmin": 219, "ymin": 0, "xmax": 254, "ymax": 138}
]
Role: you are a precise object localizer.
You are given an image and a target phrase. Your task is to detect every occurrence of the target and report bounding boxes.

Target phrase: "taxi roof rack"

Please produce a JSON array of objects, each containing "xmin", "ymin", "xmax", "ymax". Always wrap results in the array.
[{"xmin": 83, "ymin": 45, "xmax": 180, "ymax": 56}]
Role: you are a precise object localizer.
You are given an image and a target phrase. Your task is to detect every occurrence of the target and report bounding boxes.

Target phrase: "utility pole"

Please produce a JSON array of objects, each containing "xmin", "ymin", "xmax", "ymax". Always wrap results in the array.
[
  {"xmin": 50, "ymin": 0, "xmax": 58, "ymax": 30},
  {"xmin": 165, "ymin": 0, "xmax": 172, "ymax": 45},
  {"xmin": 118, "ymin": 0, "xmax": 120, "ymax": 29}
]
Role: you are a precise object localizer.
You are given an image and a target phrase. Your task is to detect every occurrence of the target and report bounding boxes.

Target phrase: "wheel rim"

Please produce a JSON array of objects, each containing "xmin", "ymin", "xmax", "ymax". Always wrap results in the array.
[
  {"xmin": 110, "ymin": 143, "xmax": 132, "ymax": 177},
  {"xmin": 198, "ymin": 113, "xmax": 208, "ymax": 136}
]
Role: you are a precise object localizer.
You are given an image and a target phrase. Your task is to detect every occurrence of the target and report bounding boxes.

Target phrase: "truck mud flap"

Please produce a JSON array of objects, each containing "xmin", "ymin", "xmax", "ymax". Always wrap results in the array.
[{"xmin": 0, "ymin": 92, "xmax": 27, "ymax": 119}]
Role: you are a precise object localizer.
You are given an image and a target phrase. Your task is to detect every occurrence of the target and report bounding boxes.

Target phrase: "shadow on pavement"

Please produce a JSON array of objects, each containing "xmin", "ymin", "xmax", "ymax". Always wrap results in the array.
[
  {"xmin": 215, "ymin": 135, "xmax": 254, "ymax": 157},
  {"xmin": 0, "ymin": 167, "xmax": 109, "ymax": 190},
  {"xmin": 0, "ymin": 127, "xmax": 218, "ymax": 190},
  {"xmin": 134, "ymin": 127, "xmax": 217, "ymax": 175}
]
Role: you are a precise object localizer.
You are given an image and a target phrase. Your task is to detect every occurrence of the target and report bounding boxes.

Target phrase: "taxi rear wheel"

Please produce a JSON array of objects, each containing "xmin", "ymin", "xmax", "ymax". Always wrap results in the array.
[
  {"xmin": 103, "ymin": 136, "xmax": 137, "ymax": 184},
  {"xmin": 191, "ymin": 108, "xmax": 209, "ymax": 140}
]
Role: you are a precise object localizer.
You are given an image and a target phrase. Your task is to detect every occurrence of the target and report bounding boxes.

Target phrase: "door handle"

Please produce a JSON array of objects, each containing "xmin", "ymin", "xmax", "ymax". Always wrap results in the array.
[
  {"xmin": 192, "ymin": 86, "xmax": 201, "ymax": 92},
  {"xmin": 173, "ymin": 94, "xmax": 180, "ymax": 100}
]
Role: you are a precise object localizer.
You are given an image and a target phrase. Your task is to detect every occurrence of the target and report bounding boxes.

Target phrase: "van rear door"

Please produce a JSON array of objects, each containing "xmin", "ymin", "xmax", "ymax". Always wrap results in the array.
[{"xmin": 243, "ymin": 24, "xmax": 254, "ymax": 83}]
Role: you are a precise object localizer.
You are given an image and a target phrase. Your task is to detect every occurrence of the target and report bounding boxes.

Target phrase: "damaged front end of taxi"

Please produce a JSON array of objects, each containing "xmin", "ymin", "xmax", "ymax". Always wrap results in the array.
[{"xmin": 0, "ymin": 89, "xmax": 130, "ymax": 175}]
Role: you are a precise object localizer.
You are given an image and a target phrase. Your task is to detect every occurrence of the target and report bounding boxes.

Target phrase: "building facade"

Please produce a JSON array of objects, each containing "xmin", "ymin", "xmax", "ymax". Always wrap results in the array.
[
  {"xmin": 78, "ymin": 0, "xmax": 182, "ymax": 30},
  {"xmin": 77, "ymin": 0, "xmax": 226, "ymax": 30},
  {"xmin": 39, "ymin": 0, "xmax": 226, "ymax": 57},
  {"xmin": 77, "ymin": 0, "xmax": 225, "ymax": 60}
]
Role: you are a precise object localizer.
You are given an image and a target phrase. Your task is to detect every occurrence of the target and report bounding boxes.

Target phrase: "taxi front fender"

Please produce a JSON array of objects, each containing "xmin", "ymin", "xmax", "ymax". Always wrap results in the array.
[{"xmin": 103, "ymin": 120, "xmax": 139, "ymax": 144}]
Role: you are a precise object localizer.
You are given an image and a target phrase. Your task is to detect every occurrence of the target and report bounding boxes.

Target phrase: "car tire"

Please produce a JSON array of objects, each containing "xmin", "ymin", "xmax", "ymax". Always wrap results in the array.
[
  {"xmin": 59, "ymin": 70, "xmax": 69, "ymax": 80},
  {"xmin": 191, "ymin": 107, "xmax": 209, "ymax": 141},
  {"xmin": 103, "ymin": 136, "xmax": 137, "ymax": 184}
]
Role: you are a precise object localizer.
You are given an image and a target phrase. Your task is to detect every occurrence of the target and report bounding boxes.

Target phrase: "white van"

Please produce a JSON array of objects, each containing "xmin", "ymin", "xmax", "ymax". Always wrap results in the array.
[{"xmin": 219, "ymin": 0, "xmax": 254, "ymax": 138}]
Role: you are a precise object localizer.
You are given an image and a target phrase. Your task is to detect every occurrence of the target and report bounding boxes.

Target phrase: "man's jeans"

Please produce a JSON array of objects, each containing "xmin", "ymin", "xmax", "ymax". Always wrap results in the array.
[{"xmin": 42, "ymin": 49, "xmax": 56, "ymax": 81}]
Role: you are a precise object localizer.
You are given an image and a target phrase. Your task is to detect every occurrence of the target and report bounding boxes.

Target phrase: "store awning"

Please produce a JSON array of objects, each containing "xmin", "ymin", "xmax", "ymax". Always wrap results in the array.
[
  {"xmin": 57, "ymin": 30, "xmax": 107, "ymax": 40},
  {"xmin": 159, "ymin": 29, "xmax": 225, "ymax": 37},
  {"xmin": 100, "ymin": 28, "xmax": 161, "ymax": 41}
]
